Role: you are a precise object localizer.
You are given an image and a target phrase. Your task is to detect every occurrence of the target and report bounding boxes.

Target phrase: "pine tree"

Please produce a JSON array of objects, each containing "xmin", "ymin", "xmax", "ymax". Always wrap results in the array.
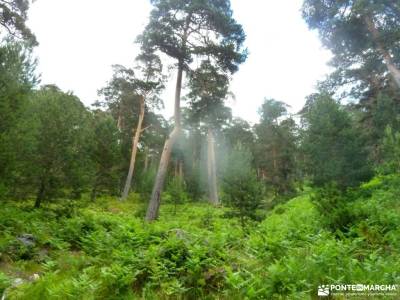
[
  {"xmin": 140, "ymin": 0, "xmax": 247, "ymax": 221},
  {"xmin": 98, "ymin": 53, "xmax": 164, "ymax": 200},
  {"xmin": 303, "ymin": 0, "xmax": 400, "ymax": 90},
  {"xmin": 0, "ymin": 0, "xmax": 37, "ymax": 46},
  {"xmin": 254, "ymin": 99, "xmax": 297, "ymax": 196},
  {"xmin": 0, "ymin": 42, "xmax": 36, "ymax": 197},
  {"xmin": 19, "ymin": 85, "xmax": 93, "ymax": 208},
  {"xmin": 300, "ymin": 93, "xmax": 372, "ymax": 189}
]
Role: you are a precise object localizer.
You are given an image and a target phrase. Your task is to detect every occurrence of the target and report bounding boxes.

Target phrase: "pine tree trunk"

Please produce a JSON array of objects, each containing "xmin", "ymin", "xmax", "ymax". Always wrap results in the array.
[
  {"xmin": 121, "ymin": 96, "xmax": 145, "ymax": 200},
  {"xmin": 34, "ymin": 179, "xmax": 45, "ymax": 208},
  {"xmin": 91, "ymin": 183, "xmax": 97, "ymax": 202},
  {"xmin": 191, "ymin": 133, "xmax": 197, "ymax": 170},
  {"xmin": 143, "ymin": 146, "xmax": 149, "ymax": 172},
  {"xmin": 365, "ymin": 15, "xmax": 400, "ymax": 89},
  {"xmin": 174, "ymin": 159, "xmax": 179, "ymax": 177},
  {"xmin": 146, "ymin": 63, "xmax": 184, "ymax": 221},
  {"xmin": 207, "ymin": 128, "xmax": 219, "ymax": 205},
  {"xmin": 91, "ymin": 173, "xmax": 100, "ymax": 201},
  {"xmin": 178, "ymin": 160, "xmax": 183, "ymax": 179},
  {"xmin": 117, "ymin": 102, "xmax": 123, "ymax": 132}
]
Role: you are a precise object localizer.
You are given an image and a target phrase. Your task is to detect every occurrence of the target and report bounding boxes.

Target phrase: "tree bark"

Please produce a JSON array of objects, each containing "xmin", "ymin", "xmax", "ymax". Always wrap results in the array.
[
  {"xmin": 91, "ymin": 173, "xmax": 99, "ymax": 201},
  {"xmin": 34, "ymin": 179, "xmax": 45, "ymax": 208},
  {"xmin": 365, "ymin": 15, "xmax": 400, "ymax": 89},
  {"xmin": 174, "ymin": 159, "xmax": 179, "ymax": 177},
  {"xmin": 117, "ymin": 102, "xmax": 123, "ymax": 132},
  {"xmin": 143, "ymin": 146, "xmax": 149, "ymax": 172},
  {"xmin": 178, "ymin": 159, "xmax": 183, "ymax": 179},
  {"xmin": 207, "ymin": 128, "xmax": 219, "ymax": 205},
  {"xmin": 90, "ymin": 185, "xmax": 97, "ymax": 202},
  {"xmin": 146, "ymin": 63, "xmax": 184, "ymax": 221},
  {"xmin": 121, "ymin": 96, "xmax": 145, "ymax": 200}
]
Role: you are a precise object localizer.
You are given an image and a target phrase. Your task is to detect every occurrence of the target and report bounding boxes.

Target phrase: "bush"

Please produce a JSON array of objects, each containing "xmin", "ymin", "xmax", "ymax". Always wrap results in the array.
[
  {"xmin": 0, "ymin": 271, "xmax": 10, "ymax": 295},
  {"xmin": 311, "ymin": 184, "xmax": 355, "ymax": 232},
  {"xmin": 379, "ymin": 126, "xmax": 400, "ymax": 174},
  {"xmin": 164, "ymin": 177, "xmax": 188, "ymax": 214},
  {"xmin": 221, "ymin": 146, "xmax": 264, "ymax": 228}
]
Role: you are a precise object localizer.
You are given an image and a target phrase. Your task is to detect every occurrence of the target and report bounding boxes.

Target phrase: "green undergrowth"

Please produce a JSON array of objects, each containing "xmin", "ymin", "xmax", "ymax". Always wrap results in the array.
[{"xmin": 0, "ymin": 175, "xmax": 399, "ymax": 299}]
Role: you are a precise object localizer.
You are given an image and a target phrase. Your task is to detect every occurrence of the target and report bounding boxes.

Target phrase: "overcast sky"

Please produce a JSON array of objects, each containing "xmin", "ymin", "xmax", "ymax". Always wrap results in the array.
[{"xmin": 27, "ymin": 0, "xmax": 332, "ymax": 123}]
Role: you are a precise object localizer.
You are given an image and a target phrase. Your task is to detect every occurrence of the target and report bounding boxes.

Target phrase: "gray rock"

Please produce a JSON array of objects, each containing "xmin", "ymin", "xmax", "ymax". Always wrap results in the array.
[
  {"xmin": 16, "ymin": 234, "xmax": 36, "ymax": 247},
  {"xmin": 12, "ymin": 278, "xmax": 24, "ymax": 287},
  {"xmin": 168, "ymin": 228, "xmax": 190, "ymax": 242},
  {"xmin": 1, "ymin": 278, "xmax": 25, "ymax": 300},
  {"xmin": 1, "ymin": 277, "xmax": 27, "ymax": 300}
]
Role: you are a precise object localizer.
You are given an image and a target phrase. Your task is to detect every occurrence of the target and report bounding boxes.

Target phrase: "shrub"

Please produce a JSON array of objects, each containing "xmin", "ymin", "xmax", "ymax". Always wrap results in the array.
[
  {"xmin": 0, "ymin": 271, "xmax": 10, "ymax": 295},
  {"xmin": 379, "ymin": 126, "xmax": 400, "ymax": 174},
  {"xmin": 221, "ymin": 146, "xmax": 264, "ymax": 228},
  {"xmin": 164, "ymin": 177, "xmax": 188, "ymax": 214},
  {"xmin": 311, "ymin": 184, "xmax": 355, "ymax": 232}
]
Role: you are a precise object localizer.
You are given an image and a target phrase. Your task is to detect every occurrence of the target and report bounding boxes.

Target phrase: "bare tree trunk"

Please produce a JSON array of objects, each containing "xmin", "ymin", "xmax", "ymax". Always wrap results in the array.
[
  {"xmin": 143, "ymin": 146, "xmax": 149, "ymax": 172},
  {"xmin": 207, "ymin": 128, "xmax": 219, "ymax": 205},
  {"xmin": 365, "ymin": 15, "xmax": 400, "ymax": 89},
  {"xmin": 117, "ymin": 101, "xmax": 123, "ymax": 132},
  {"xmin": 34, "ymin": 179, "xmax": 45, "ymax": 208},
  {"xmin": 174, "ymin": 159, "xmax": 179, "ymax": 177},
  {"xmin": 191, "ymin": 133, "xmax": 197, "ymax": 170},
  {"xmin": 146, "ymin": 63, "xmax": 184, "ymax": 221},
  {"xmin": 178, "ymin": 159, "xmax": 183, "ymax": 179},
  {"xmin": 90, "ymin": 185, "xmax": 97, "ymax": 202},
  {"xmin": 91, "ymin": 175, "xmax": 98, "ymax": 201},
  {"xmin": 121, "ymin": 96, "xmax": 145, "ymax": 200}
]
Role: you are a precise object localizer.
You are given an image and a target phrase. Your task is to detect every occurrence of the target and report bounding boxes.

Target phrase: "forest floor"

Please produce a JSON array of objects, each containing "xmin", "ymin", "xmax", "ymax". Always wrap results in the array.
[{"xmin": 1, "ymin": 175, "xmax": 400, "ymax": 299}]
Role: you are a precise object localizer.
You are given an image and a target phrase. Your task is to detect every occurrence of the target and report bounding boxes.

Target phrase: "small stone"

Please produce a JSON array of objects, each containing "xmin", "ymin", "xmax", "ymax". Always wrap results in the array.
[
  {"xmin": 12, "ymin": 278, "xmax": 24, "ymax": 287},
  {"xmin": 17, "ymin": 234, "xmax": 36, "ymax": 247},
  {"xmin": 29, "ymin": 273, "xmax": 40, "ymax": 281}
]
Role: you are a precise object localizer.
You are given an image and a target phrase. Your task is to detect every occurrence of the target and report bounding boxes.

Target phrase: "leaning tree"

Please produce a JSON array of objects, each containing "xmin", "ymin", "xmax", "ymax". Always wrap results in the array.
[
  {"xmin": 99, "ymin": 52, "xmax": 164, "ymax": 201},
  {"xmin": 139, "ymin": 0, "xmax": 247, "ymax": 221}
]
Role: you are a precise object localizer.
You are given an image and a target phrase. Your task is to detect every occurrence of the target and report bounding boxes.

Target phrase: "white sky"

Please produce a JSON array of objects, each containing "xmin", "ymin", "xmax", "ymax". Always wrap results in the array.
[{"xmin": 27, "ymin": 0, "xmax": 332, "ymax": 123}]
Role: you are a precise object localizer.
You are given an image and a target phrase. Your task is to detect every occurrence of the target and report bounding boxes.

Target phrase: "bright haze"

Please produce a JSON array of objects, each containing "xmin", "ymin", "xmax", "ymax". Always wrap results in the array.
[{"xmin": 27, "ymin": 0, "xmax": 332, "ymax": 123}]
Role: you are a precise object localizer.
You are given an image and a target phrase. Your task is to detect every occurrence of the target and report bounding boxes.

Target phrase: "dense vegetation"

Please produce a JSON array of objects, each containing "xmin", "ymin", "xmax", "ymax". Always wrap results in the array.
[
  {"xmin": 0, "ymin": 0, "xmax": 399, "ymax": 299},
  {"xmin": 1, "ymin": 175, "xmax": 399, "ymax": 299}
]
